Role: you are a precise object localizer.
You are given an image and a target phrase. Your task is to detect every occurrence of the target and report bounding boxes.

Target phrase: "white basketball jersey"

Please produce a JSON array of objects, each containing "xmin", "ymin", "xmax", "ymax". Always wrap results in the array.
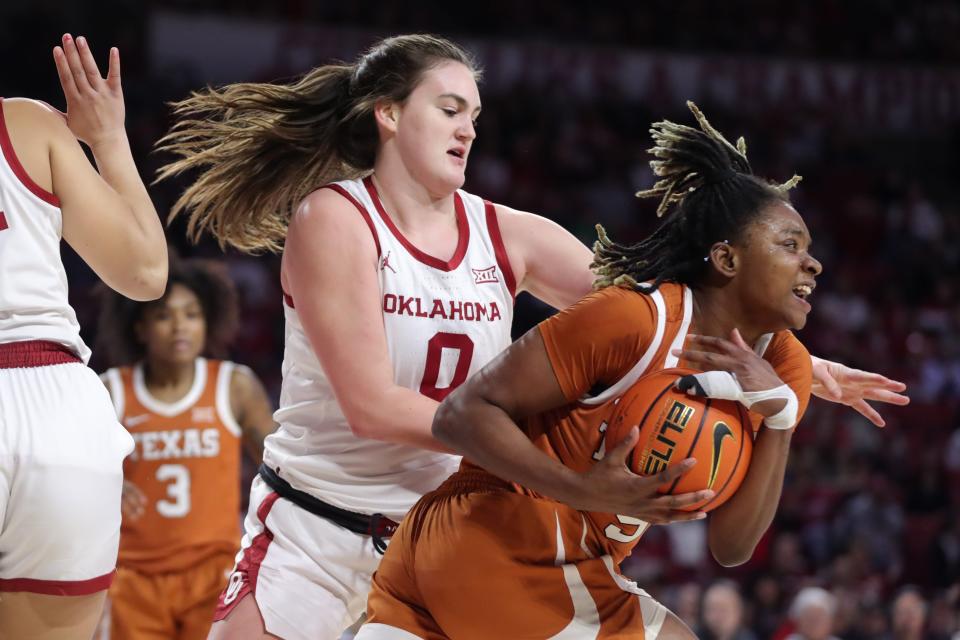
[
  {"xmin": 264, "ymin": 176, "xmax": 515, "ymax": 521},
  {"xmin": 0, "ymin": 98, "xmax": 89, "ymax": 362}
]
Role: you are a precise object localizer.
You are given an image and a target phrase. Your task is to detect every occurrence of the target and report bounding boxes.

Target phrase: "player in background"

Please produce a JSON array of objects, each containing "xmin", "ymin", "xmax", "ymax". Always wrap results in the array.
[
  {"xmin": 0, "ymin": 35, "xmax": 167, "ymax": 640},
  {"xmin": 158, "ymin": 35, "xmax": 906, "ymax": 640},
  {"xmin": 357, "ymin": 103, "xmax": 822, "ymax": 639},
  {"xmin": 95, "ymin": 257, "xmax": 276, "ymax": 640}
]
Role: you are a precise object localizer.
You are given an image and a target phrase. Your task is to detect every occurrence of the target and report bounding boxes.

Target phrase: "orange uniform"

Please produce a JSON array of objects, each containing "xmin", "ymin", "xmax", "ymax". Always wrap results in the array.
[
  {"xmin": 362, "ymin": 284, "xmax": 812, "ymax": 639},
  {"xmin": 102, "ymin": 358, "xmax": 244, "ymax": 640}
]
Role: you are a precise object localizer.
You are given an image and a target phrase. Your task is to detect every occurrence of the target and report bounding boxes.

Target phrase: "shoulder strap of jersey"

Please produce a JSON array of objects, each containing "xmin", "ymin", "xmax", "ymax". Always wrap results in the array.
[
  {"xmin": 481, "ymin": 199, "xmax": 517, "ymax": 297},
  {"xmin": 320, "ymin": 180, "xmax": 381, "ymax": 258},
  {"xmin": 580, "ymin": 287, "xmax": 663, "ymax": 406},
  {"xmin": 215, "ymin": 360, "xmax": 242, "ymax": 437}
]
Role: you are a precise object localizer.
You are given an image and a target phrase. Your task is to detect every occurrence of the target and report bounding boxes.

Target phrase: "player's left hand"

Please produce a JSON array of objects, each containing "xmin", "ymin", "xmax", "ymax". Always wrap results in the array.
[
  {"xmin": 52, "ymin": 33, "xmax": 126, "ymax": 148},
  {"xmin": 810, "ymin": 356, "xmax": 909, "ymax": 428},
  {"xmin": 673, "ymin": 330, "xmax": 788, "ymax": 418}
]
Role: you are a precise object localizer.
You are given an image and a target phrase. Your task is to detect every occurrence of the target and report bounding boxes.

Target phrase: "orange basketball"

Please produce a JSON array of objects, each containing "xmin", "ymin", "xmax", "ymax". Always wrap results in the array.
[{"xmin": 604, "ymin": 368, "xmax": 754, "ymax": 512}]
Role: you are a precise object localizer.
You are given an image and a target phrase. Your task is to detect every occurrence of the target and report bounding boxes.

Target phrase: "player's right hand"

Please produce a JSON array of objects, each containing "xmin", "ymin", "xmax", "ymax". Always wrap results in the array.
[
  {"xmin": 121, "ymin": 480, "xmax": 147, "ymax": 521},
  {"xmin": 570, "ymin": 426, "xmax": 713, "ymax": 524},
  {"xmin": 52, "ymin": 34, "xmax": 126, "ymax": 148}
]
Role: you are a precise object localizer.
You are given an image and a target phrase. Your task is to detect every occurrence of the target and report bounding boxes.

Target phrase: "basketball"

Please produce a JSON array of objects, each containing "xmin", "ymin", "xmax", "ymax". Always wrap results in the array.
[{"xmin": 604, "ymin": 368, "xmax": 754, "ymax": 513}]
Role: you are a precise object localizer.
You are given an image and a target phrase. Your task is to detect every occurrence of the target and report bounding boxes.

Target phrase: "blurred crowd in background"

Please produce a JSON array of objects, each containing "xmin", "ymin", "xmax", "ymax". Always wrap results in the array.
[{"xmin": 3, "ymin": 2, "xmax": 960, "ymax": 638}]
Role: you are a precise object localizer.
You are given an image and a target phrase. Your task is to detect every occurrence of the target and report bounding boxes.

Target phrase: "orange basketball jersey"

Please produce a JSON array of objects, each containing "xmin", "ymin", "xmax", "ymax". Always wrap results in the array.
[
  {"xmin": 102, "ymin": 358, "xmax": 243, "ymax": 574},
  {"xmin": 466, "ymin": 283, "xmax": 812, "ymax": 565}
]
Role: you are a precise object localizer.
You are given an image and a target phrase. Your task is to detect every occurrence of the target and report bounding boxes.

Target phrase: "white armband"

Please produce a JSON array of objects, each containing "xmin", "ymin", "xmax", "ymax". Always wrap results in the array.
[{"xmin": 675, "ymin": 371, "xmax": 799, "ymax": 430}]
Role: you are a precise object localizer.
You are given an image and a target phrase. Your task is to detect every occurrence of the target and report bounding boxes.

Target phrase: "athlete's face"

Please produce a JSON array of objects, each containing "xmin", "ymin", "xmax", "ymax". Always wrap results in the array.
[
  {"xmin": 137, "ymin": 283, "xmax": 207, "ymax": 365},
  {"xmin": 734, "ymin": 201, "xmax": 821, "ymax": 331},
  {"xmin": 389, "ymin": 61, "xmax": 480, "ymax": 195}
]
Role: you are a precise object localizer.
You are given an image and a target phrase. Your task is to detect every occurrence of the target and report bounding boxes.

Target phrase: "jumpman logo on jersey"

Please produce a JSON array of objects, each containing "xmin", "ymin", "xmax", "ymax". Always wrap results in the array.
[{"xmin": 380, "ymin": 251, "xmax": 398, "ymax": 274}]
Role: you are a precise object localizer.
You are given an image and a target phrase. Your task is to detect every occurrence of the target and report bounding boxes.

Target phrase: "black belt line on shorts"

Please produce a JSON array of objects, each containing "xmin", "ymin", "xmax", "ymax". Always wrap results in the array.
[{"xmin": 257, "ymin": 463, "xmax": 398, "ymax": 554}]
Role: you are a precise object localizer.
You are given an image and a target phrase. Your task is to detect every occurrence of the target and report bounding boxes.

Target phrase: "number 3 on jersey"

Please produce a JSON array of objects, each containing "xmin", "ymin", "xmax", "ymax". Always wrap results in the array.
[
  {"xmin": 156, "ymin": 463, "xmax": 191, "ymax": 518},
  {"xmin": 419, "ymin": 332, "xmax": 475, "ymax": 401}
]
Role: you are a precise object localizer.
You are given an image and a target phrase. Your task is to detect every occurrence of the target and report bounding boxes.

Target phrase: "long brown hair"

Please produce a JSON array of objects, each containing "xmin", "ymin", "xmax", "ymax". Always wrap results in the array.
[{"xmin": 157, "ymin": 34, "xmax": 480, "ymax": 253}]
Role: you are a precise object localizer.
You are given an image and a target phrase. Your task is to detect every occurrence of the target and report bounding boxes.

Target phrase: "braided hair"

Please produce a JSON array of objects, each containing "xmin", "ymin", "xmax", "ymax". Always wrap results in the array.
[{"xmin": 591, "ymin": 101, "xmax": 801, "ymax": 291}]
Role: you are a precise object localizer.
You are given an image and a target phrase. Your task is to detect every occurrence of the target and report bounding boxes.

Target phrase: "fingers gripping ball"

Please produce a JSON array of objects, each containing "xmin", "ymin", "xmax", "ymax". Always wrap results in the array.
[{"xmin": 604, "ymin": 368, "xmax": 753, "ymax": 512}]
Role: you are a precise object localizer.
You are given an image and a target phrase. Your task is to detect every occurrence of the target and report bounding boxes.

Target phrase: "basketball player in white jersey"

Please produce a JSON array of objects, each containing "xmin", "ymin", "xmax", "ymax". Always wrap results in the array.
[
  {"xmin": 158, "ymin": 35, "xmax": 907, "ymax": 640},
  {"xmin": 0, "ymin": 35, "xmax": 167, "ymax": 640}
]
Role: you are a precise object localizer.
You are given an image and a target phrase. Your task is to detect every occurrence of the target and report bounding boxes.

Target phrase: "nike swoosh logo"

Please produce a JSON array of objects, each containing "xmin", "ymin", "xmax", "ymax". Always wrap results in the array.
[
  {"xmin": 709, "ymin": 421, "xmax": 735, "ymax": 489},
  {"xmin": 125, "ymin": 414, "xmax": 150, "ymax": 427}
]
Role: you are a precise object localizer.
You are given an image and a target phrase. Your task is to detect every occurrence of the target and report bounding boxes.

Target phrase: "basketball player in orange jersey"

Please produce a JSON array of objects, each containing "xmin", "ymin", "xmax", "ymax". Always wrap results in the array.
[
  {"xmin": 157, "ymin": 35, "xmax": 905, "ymax": 640},
  {"xmin": 0, "ymin": 35, "xmax": 167, "ymax": 640},
  {"xmin": 357, "ymin": 103, "xmax": 829, "ymax": 639},
  {"xmin": 94, "ymin": 258, "xmax": 276, "ymax": 640}
]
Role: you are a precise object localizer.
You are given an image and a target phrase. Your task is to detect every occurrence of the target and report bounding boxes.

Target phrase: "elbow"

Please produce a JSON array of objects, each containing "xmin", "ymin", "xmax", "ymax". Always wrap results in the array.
[
  {"xmin": 711, "ymin": 544, "xmax": 753, "ymax": 568},
  {"xmin": 138, "ymin": 266, "xmax": 168, "ymax": 301},
  {"xmin": 132, "ymin": 242, "xmax": 169, "ymax": 300},
  {"xmin": 123, "ymin": 263, "xmax": 169, "ymax": 301},
  {"xmin": 708, "ymin": 524, "xmax": 760, "ymax": 567},
  {"xmin": 343, "ymin": 401, "xmax": 391, "ymax": 441},
  {"xmin": 431, "ymin": 398, "xmax": 462, "ymax": 448},
  {"xmin": 345, "ymin": 411, "xmax": 379, "ymax": 440},
  {"xmin": 430, "ymin": 402, "xmax": 451, "ymax": 446}
]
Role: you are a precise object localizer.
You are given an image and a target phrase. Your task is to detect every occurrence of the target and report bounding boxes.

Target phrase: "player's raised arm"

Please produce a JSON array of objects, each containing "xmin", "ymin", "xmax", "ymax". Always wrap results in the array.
[{"xmin": 50, "ymin": 34, "xmax": 166, "ymax": 300}]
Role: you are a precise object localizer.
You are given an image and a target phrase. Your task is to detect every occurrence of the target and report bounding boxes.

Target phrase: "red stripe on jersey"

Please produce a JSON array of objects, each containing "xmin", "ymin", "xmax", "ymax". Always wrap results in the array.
[
  {"xmin": 283, "ymin": 292, "xmax": 295, "ymax": 308},
  {"xmin": 0, "ymin": 570, "xmax": 114, "ymax": 595},
  {"xmin": 213, "ymin": 491, "xmax": 280, "ymax": 622},
  {"xmin": 0, "ymin": 98, "xmax": 61, "ymax": 207},
  {"xmin": 483, "ymin": 200, "xmax": 517, "ymax": 297},
  {"xmin": 0, "ymin": 210, "xmax": 7, "ymax": 231},
  {"xmin": 0, "ymin": 339, "xmax": 80, "ymax": 368},
  {"xmin": 363, "ymin": 176, "xmax": 469, "ymax": 272},
  {"xmin": 323, "ymin": 183, "xmax": 381, "ymax": 258}
]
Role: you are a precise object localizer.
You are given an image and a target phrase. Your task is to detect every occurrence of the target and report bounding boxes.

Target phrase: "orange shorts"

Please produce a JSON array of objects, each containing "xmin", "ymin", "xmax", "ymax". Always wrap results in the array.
[
  {"xmin": 108, "ymin": 549, "xmax": 234, "ymax": 640},
  {"xmin": 360, "ymin": 471, "xmax": 668, "ymax": 639}
]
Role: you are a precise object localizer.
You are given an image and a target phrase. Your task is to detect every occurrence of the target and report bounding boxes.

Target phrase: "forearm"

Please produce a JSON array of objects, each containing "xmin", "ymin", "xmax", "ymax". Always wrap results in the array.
[
  {"xmin": 708, "ymin": 427, "xmax": 793, "ymax": 566},
  {"xmin": 89, "ymin": 135, "xmax": 165, "ymax": 253},
  {"xmin": 433, "ymin": 389, "xmax": 581, "ymax": 501},
  {"xmin": 350, "ymin": 385, "xmax": 452, "ymax": 453}
]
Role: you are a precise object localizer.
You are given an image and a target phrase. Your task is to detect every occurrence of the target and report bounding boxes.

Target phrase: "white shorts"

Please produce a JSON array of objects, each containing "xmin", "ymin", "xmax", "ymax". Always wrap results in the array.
[
  {"xmin": 215, "ymin": 475, "xmax": 383, "ymax": 640},
  {"xmin": 0, "ymin": 353, "xmax": 134, "ymax": 594}
]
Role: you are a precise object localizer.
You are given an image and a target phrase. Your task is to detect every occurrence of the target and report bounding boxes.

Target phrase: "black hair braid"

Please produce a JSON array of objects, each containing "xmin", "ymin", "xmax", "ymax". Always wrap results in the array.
[{"xmin": 592, "ymin": 101, "xmax": 801, "ymax": 292}]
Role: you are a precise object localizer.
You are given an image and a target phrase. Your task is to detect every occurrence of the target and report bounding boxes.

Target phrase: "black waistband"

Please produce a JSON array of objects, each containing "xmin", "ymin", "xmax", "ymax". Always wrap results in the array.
[{"xmin": 258, "ymin": 464, "xmax": 398, "ymax": 554}]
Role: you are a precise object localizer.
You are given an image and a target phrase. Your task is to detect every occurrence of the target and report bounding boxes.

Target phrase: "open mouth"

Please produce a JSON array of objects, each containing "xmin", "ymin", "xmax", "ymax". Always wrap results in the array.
[
  {"xmin": 447, "ymin": 148, "xmax": 465, "ymax": 160},
  {"xmin": 792, "ymin": 284, "xmax": 814, "ymax": 305}
]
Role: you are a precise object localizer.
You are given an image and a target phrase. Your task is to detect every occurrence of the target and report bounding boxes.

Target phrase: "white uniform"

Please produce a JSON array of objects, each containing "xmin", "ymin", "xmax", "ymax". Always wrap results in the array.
[
  {"xmin": 0, "ymin": 97, "xmax": 133, "ymax": 595},
  {"xmin": 219, "ymin": 177, "xmax": 515, "ymax": 639}
]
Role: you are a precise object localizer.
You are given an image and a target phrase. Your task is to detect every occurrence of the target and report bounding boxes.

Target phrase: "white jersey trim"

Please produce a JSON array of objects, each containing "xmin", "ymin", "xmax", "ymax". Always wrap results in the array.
[
  {"xmin": 754, "ymin": 332, "xmax": 774, "ymax": 357},
  {"xmin": 132, "ymin": 358, "xmax": 207, "ymax": 417},
  {"xmin": 581, "ymin": 285, "xmax": 773, "ymax": 407},
  {"xmin": 580, "ymin": 288, "xmax": 669, "ymax": 406},
  {"xmin": 663, "ymin": 286, "xmax": 694, "ymax": 369},
  {"xmin": 215, "ymin": 360, "xmax": 243, "ymax": 437}
]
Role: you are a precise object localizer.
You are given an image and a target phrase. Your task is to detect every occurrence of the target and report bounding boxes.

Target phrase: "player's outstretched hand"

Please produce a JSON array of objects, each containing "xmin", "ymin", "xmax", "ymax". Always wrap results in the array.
[
  {"xmin": 810, "ymin": 356, "xmax": 909, "ymax": 428},
  {"xmin": 570, "ymin": 426, "xmax": 713, "ymax": 524},
  {"xmin": 52, "ymin": 33, "xmax": 125, "ymax": 148}
]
